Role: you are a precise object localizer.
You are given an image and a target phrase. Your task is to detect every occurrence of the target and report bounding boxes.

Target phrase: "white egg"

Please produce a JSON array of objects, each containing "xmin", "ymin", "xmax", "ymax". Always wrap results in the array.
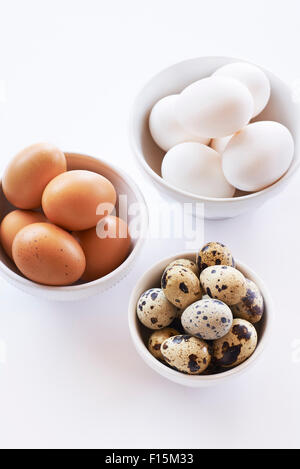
[
  {"xmin": 161, "ymin": 142, "xmax": 235, "ymax": 198},
  {"xmin": 213, "ymin": 62, "xmax": 271, "ymax": 118},
  {"xmin": 149, "ymin": 95, "xmax": 210, "ymax": 151},
  {"xmin": 210, "ymin": 135, "xmax": 233, "ymax": 154},
  {"xmin": 222, "ymin": 121, "xmax": 294, "ymax": 192},
  {"xmin": 175, "ymin": 76, "xmax": 254, "ymax": 139}
]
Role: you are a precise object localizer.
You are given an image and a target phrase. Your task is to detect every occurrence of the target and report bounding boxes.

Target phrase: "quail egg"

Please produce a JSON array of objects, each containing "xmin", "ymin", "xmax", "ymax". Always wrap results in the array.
[
  {"xmin": 181, "ymin": 298, "xmax": 233, "ymax": 340},
  {"xmin": 148, "ymin": 327, "xmax": 180, "ymax": 361},
  {"xmin": 231, "ymin": 279, "xmax": 264, "ymax": 324},
  {"xmin": 196, "ymin": 241, "xmax": 235, "ymax": 273},
  {"xmin": 137, "ymin": 288, "xmax": 177, "ymax": 330},
  {"xmin": 165, "ymin": 258, "xmax": 199, "ymax": 277},
  {"xmin": 213, "ymin": 318, "xmax": 258, "ymax": 367},
  {"xmin": 200, "ymin": 265, "xmax": 247, "ymax": 305},
  {"xmin": 161, "ymin": 335, "xmax": 211, "ymax": 375},
  {"xmin": 162, "ymin": 265, "xmax": 202, "ymax": 309}
]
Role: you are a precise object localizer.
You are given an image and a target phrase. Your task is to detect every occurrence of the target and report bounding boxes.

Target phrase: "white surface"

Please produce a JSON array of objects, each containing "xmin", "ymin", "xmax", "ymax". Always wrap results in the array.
[{"xmin": 0, "ymin": 0, "xmax": 299, "ymax": 449}]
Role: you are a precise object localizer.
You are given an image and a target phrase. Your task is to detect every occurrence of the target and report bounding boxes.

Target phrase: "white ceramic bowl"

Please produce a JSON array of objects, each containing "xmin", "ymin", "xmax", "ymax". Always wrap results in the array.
[
  {"xmin": 0, "ymin": 152, "xmax": 148, "ymax": 301},
  {"xmin": 130, "ymin": 56, "xmax": 300, "ymax": 219},
  {"xmin": 128, "ymin": 251, "xmax": 272, "ymax": 387}
]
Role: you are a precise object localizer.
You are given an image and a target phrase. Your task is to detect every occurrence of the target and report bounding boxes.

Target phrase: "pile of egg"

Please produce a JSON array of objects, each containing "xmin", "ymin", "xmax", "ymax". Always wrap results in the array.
[
  {"xmin": 137, "ymin": 242, "xmax": 264, "ymax": 375},
  {"xmin": 0, "ymin": 143, "xmax": 131, "ymax": 286},
  {"xmin": 149, "ymin": 62, "xmax": 294, "ymax": 197}
]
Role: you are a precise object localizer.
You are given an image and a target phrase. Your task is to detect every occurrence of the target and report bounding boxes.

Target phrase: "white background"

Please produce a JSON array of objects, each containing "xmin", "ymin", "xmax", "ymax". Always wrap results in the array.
[{"xmin": 0, "ymin": 0, "xmax": 299, "ymax": 449}]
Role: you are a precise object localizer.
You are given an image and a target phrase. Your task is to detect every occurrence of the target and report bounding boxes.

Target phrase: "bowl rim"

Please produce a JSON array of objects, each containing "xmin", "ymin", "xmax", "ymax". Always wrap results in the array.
[
  {"xmin": 0, "ymin": 152, "xmax": 149, "ymax": 293},
  {"xmin": 129, "ymin": 55, "xmax": 300, "ymax": 204},
  {"xmin": 128, "ymin": 251, "xmax": 273, "ymax": 385}
]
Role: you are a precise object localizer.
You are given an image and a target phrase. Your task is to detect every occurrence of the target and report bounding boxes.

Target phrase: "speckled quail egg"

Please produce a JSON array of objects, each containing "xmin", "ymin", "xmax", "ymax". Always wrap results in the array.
[
  {"xmin": 196, "ymin": 242, "xmax": 235, "ymax": 273},
  {"xmin": 137, "ymin": 288, "xmax": 177, "ymax": 330},
  {"xmin": 148, "ymin": 327, "xmax": 180, "ymax": 361},
  {"xmin": 200, "ymin": 265, "xmax": 247, "ymax": 305},
  {"xmin": 161, "ymin": 335, "xmax": 211, "ymax": 375},
  {"xmin": 165, "ymin": 258, "xmax": 199, "ymax": 277},
  {"xmin": 162, "ymin": 265, "xmax": 202, "ymax": 309},
  {"xmin": 181, "ymin": 298, "xmax": 233, "ymax": 340},
  {"xmin": 231, "ymin": 279, "xmax": 264, "ymax": 324},
  {"xmin": 213, "ymin": 318, "xmax": 258, "ymax": 367}
]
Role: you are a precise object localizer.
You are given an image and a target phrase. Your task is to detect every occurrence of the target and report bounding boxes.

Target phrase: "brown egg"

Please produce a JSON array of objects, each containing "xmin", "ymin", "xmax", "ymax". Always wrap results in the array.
[
  {"xmin": 42, "ymin": 170, "xmax": 117, "ymax": 231},
  {"xmin": 2, "ymin": 143, "xmax": 66, "ymax": 209},
  {"xmin": 0, "ymin": 209, "xmax": 47, "ymax": 258},
  {"xmin": 74, "ymin": 215, "xmax": 131, "ymax": 282},
  {"xmin": 12, "ymin": 223, "xmax": 86, "ymax": 286}
]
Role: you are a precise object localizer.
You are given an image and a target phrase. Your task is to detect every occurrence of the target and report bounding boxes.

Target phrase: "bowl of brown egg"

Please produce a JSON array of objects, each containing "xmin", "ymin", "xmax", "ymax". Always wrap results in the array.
[
  {"xmin": 0, "ymin": 143, "xmax": 148, "ymax": 301},
  {"xmin": 128, "ymin": 242, "xmax": 272, "ymax": 387}
]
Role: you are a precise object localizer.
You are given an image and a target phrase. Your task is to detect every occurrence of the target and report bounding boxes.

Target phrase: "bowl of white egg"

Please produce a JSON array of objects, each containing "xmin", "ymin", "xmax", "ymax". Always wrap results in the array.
[{"xmin": 130, "ymin": 56, "xmax": 299, "ymax": 219}]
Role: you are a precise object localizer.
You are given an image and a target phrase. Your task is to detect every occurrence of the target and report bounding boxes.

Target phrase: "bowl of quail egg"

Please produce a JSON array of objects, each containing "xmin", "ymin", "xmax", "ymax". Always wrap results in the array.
[
  {"xmin": 130, "ymin": 57, "xmax": 299, "ymax": 219},
  {"xmin": 128, "ymin": 242, "xmax": 272, "ymax": 387}
]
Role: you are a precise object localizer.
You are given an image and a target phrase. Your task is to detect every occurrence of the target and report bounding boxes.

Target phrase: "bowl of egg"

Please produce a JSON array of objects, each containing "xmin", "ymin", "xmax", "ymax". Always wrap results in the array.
[
  {"xmin": 128, "ymin": 242, "xmax": 272, "ymax": 387},
  {"xmin": 130, "ymin": 56, "xmax": 299, "ymax": 219},
  {"xmin": 0, "ymin": 143, "xmax": 148, "ymax": 300}
]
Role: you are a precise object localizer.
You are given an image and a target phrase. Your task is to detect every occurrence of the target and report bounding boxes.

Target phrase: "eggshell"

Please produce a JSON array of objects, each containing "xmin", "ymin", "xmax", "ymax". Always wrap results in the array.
[
  {"xmin": 162, "ymin": 142, "xmax": 235, "ymax": 198},
  {"xmin": 0, "ymin": 210, "xmax": 47, "ymax": 258},
  {"xmin": 200, "ymin": 265, "xmax": 247, "ymax": 306},
  {"xmin": 161, "ymin": 265, "xmax": 202, "ymax": 309},
  {"xmin": 164, "ymin": 258, "xmax": 199, "ymax": 277},
  {"xmin": 213, "ymin": 318, "xmax": 257, "ymax": 367},
  {"xmin": 149, "ymin": 94, "xmax": 210, "ymax": 151},
  {"xmin": 196, "ymin": 241, "xmax": 235, "ymax": 273},
  {"xmin": 12, "ymin": 223, "xmax": 86, "ymax": 286},
  {"xmin": 213, "ymin": 62, "xmax": 271, "ymax": 117},
  {"xmin": 137, "ymin": 288, "xmax": 177, "ymax": 330},
  {"xmin": 175, "ymin": 76, "xmax": 254, "ymax": 138},
  {"xmin": 161, "ymin": 335, "xmax": 211, "ymax": 375},
  {"xmin": 222, "ymin": 121, "xmax": 294, "ymax": 192},
  {"xmin": 42, "ymin": 170, "xmax": 117, "ymax": 231},
  {"xmin": 181, "ymin": 298, "xmax": 233, "ymax": 340},
  {"xmin": 74, "ymin": 215, "xmax": 131, "ymax": 282},
  {"xmin": 2, "ymin": 143, "xmax": 66, "ymax": 209},
  {"xmin": 148, "ymin": 327, "xmax": 180, "ymax": 360},
  {"xmin": 231, "ymin": 279, "xmax": 264, "ymax": 324}
]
